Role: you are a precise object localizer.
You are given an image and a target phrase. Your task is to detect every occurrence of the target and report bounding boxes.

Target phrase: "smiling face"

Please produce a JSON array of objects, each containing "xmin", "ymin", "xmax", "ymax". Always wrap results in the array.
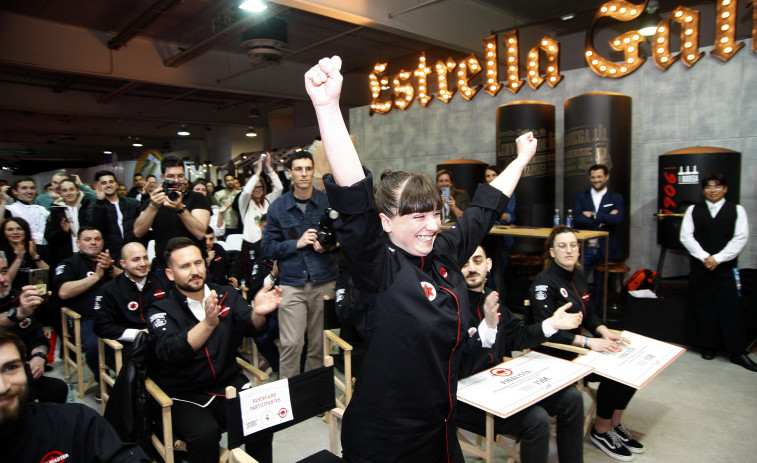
[
  {"xmin": 252, "ymin": 181, "xmax": 265, "ymax": 200},
  {"xmin": 76, "ymin": 229, "xmax": 104, "ymax": 258},
  {"xmin": 120, "ymin": 243, "xmax": 150, "ymax": 281},
  {"xmin": 549, "ymin": 231, "xmax": 580, "ymax": 271},
  {"xmin": 437, "ymin": 173, "xmax": 453, "ymax": 190},
  {"xmin": 0, "ymin": 341, "xmax": 29, "ymax": 429},
  {"xmin": 192, "ymin": 183, "xmax": 207, "ymax": 197},
  {"xmin": 165, "ymin": 245, "xmax": 206, "ymax": 294},
  {"xmin": 98, "ymin": 174, "xmax": 118, "ymax": 198},
  {"xmin": 589, "ymin": 168, "xmax": 609, "ymax": 192},
  {"xmin": 59, "ymin": 180, "xmax": 79, "ymax": 205},
  {"xmin": 13, "ymin": 181, "xmax": 36, "ymax": 203},
  {"xmin": 703, "ymin": 180, "xmax": 727, "ymax": 203},
  {"xmin": 3, "ymin": 220, "xmax": 25, "ymax": 246},
  {"xmin": 381, "ymin": 209, "xmax": 441, "ymax": 257},
  {"xmin": 463, "ymin": 246, "xmax": 492, "ymax": 291}
]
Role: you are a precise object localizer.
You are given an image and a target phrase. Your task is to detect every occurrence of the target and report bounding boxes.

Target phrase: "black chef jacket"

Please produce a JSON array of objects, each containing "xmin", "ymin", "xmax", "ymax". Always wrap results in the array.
[
  {"xmin": 52, "ymin": 252, "xmax": 116, "ymax": 319},
  {"xmin": 0, "ymin": 402, "xmax": 150, "ymax": 462},
  {"xmin": 324, "ymin": 169, "xmax": 507, "ymax": 463},
  {"xmin": 146, "ymin": 283, "xmax": 267, "ymax": 404}
]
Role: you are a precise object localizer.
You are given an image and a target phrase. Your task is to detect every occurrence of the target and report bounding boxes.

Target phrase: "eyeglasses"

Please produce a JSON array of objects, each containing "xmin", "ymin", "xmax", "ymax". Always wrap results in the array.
[
  {"xmin": 291, "ymin": 166, "xmax": 313, "ymax": 173},
  {"xmin": 253, "ymin": 186, "xmax": 264, "ymax": 190},
  {"xmin": 554, "ymin": 242, "xmax": 579, "ymax": 250}
]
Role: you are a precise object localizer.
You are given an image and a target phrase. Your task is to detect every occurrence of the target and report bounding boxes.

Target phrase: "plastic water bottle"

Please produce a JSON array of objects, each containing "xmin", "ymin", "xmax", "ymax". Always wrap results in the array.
[
  {"xmin": 66, "ymin": 384, "xmax": 75, "ymax": 403},
  {"xmin": 734, "ymin": 268, "xmax": 742, "ymax": 297},
  {"xmin": 566, "ymin": 209, "xmax": 573, "ymax": 228},
  {"xmin": 553, "ymin": 209, "xmax": 561, "ymax": 227}
]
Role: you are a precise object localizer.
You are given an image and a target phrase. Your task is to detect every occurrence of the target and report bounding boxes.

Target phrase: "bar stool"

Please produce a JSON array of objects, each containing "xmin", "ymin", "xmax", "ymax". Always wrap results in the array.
[{"xmin": 592, "ymin": 262, "xmax": 630, "ymax": 320}]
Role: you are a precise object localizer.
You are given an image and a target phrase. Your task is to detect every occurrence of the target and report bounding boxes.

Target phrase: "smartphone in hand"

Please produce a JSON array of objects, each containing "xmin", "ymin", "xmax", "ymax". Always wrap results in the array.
[
  {"xmin": 441, "ymin": 187, "xmax": 450, "ymax": 201},
  {"xmin": 28, "ymin": 268, "xmax": 49, "ymax": 303}
]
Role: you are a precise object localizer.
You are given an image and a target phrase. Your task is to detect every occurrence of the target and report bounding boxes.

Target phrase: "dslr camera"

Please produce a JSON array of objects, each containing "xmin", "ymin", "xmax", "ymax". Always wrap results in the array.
[
  {"xmin": 162, "ymin": 180, "xmax": 183, "ymax": 201},
  {"xmin": 316, "ymin": 208, "xmax": 340, "ymax": 252}
]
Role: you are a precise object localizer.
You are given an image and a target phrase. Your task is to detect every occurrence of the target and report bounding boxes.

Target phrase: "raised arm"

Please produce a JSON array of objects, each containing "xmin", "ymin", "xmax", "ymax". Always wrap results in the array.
[
  {"xmin": 305, "ymin": 56, "xmax": 363, "ymax": 186},
  {"xmin": 489, "ymin": 132, "xmax": 537, "ymax": 197}
]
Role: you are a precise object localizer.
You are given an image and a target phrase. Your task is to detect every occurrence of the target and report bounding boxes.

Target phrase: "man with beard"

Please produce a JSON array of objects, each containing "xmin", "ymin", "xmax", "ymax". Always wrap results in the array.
[
  {"xmin": 146, "ymin": 237, "xmax": 282, "ymax": 463},
  {"xmin": 87, "ymin": 170, "xmax": 142, "ymax": 262},
  {"xmin": 0, "ymin": 252, "xmax": 67, "ymax": 403},
  {"xmin": 53, "ymin": 226, "xmax": 122, "ymax": 399},
  {"xmin": 94, "ymin": 242, "xmax": 172, "ymax": 348},
  {"xmin": 456, "ymin": 245, "xmax": 585, "ymax": 463},
  {"xmin": 0, "ymin": 330, "xmax": 151, "ymax": 461}
]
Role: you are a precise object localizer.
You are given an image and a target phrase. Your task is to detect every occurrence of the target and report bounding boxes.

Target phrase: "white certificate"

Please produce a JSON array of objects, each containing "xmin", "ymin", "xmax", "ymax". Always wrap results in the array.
[
  {"xmin": 238, "ymin": 379, "xmax": 294, "ymax": 436},
  {"xmin": 571, "ymin": 330, "xmax": 685, "ymax": 389},
  {"xmin": 457, "ymin": 351, "xmax": 594, "ymax": 419}
]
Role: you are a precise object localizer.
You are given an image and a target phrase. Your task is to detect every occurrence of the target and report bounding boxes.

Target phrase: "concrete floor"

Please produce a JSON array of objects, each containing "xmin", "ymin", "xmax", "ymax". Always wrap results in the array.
[{"xmin": 59, "ymin": 344, "xmax": 757, "ymax": 462}]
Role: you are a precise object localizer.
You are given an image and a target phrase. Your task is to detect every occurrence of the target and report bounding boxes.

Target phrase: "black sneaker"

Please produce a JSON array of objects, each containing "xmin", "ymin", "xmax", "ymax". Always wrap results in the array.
[
  {"xmin": 590, "ymin": 428, "xmax": 634, "ymax": 461},
  {"xmin": 614, "ymin": 424, "xmax": 644, "ymax": 454}
]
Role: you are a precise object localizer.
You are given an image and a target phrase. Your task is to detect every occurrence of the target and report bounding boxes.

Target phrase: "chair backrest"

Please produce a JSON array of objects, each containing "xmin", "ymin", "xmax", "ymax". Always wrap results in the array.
[
  {"xmin": 216, "ymin": 240, "xmax": 227, "ymax": 250},
  {"xmin": 225, "ymin": 234, "xmax": 244, "ymax": 252},
  {"xmin": 225, "ymin": 366, "xmax": 335, "ymax": 449}
]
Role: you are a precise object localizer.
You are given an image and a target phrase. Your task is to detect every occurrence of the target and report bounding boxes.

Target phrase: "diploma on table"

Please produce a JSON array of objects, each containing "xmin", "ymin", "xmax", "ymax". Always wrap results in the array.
[
  {"xmin": 457, "ymin": 351, "xmax": 594, "ymax": 419},
  {"xmin": 570, "ymin": 330, "xmax": 685, "ymax": 389}
]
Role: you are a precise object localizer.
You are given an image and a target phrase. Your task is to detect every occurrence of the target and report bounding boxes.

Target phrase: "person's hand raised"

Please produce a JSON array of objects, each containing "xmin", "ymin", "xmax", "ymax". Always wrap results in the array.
[
  {"xmin": 515, "ymin": 131, "xmax": 538, "ymax": 164},
  {"xmin": 305, "ymin": 56, "xmax": 343, "ymax": 107}
]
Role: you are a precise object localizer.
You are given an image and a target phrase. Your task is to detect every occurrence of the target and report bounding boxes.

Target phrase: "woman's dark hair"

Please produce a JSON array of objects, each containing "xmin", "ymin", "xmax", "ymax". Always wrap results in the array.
[
  {"xmin": 0, "ymin": 217, "xmax": 32, "ymax": 256},
  {"xmin": 375, "ymin": 170, "xmax": 443, "ymax": 218},
  {"xmin": 543, "ymin": 225, "xmax": 580, "ymax": 270},
  {"xmin": 484, "ymin": 165, "xmax": 500, "ymax": 182},
  {"xmin": 190, "ymin": 179, "xmax": 208, "ymax": 196}
]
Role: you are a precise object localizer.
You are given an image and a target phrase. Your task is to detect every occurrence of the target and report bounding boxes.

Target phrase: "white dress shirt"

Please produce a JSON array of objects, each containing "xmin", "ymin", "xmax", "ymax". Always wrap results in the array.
[{"xmin": 679, "ymin": 199, "xmax": 749, "ymax": 263}]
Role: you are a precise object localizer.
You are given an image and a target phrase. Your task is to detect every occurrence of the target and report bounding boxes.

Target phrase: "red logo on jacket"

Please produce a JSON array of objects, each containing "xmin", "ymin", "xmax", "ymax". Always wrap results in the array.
[
  {"xmin": 40, "ymin": 451, "xmax": 70, "ymax": 463},
  {"xmin": 154, "ymin": 290, "xmax": 165, "ymax": 298},
  {"xmin": 219, "ymin": 306, "xmax": 230, "ymax": 317}
]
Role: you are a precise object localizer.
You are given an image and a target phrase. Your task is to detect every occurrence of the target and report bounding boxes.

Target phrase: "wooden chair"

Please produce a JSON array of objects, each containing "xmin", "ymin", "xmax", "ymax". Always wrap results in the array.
[
  {"xmin": 60, "ymin": 307, "xmax": 94, "ymax": 398},
  {"xmin": 225, "ymin": 365, "xmax": 343, "ymax": 463},
  {"xmin": 322, "ymin": 295, "xmax": 354, "ymax": 410},
  {"xmin": 97, "ymin": 337, "xmax": 124, "ymax": 413},
  {"xmin": 146, "ymin": 357, "xmax": 269, "ymax": 463}
]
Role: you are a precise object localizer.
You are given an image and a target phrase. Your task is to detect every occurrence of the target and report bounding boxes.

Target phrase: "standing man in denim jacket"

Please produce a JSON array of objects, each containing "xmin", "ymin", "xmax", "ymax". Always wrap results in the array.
[{"xmin": 261, "ymin": 151, "xmax": 337, "ymax": 379}]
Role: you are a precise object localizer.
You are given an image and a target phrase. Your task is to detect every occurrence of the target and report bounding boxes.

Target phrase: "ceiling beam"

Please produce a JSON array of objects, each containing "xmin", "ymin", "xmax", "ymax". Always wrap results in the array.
[
  {"xmin": 108, "ymin": 0, "xmax": 184, "ymax": 50},
  {"xmin": 97, "ymin": 81, "xmax": 143, "ymax": 104}
]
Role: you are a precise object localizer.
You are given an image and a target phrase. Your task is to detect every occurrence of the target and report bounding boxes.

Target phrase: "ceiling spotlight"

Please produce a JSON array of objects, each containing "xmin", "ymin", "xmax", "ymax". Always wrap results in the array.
[
  {"xmin": 639, "ymin": 0, "xmax": 662, "ymax": 37},
  {"xmin": 132, "ymin": 138, "xmax": 143, "ymax": 147},
  {"xmin": 560, "ymin": 14, "xmax": 576, "ymax": 21},
  {"xmin": 103, "ymin": 150, "xmax": 113, "ymax": 154},
  {"xmin": 246, "ymin": 127, "xmax": 258, "ymax": 137},
  {"xmin": 177, "ymin": 125, "xmax": 190, "ymax": 136},
  {"xmin": 239, "ymin": 0, "xmax": 267, "ymax": 13}
]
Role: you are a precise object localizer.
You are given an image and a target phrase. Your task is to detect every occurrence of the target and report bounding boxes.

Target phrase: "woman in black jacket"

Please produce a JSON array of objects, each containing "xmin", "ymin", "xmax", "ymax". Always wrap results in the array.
[
  {"xmin": 305, "ymin": 56, "xmax": 536, "ymax": 463},
  {"xmin": 0, "ymin": 217, "xmax": 49, "ymax": 290},
  {"xmin": 44, "ymin": 178, "xmax": 92, "ymax": 268},
  {"xmin": 530, "ymin": 226, "xmax": 643, "ymax": 462}
]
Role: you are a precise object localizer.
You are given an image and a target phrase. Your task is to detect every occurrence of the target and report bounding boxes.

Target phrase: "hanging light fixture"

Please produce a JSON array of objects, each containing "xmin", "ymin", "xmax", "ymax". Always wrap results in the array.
[
  {"xmin": 177, "ymin": 125, "xmax": 191, "ymax": 136},
  {"xmin": 639, "ymin": 0, "xmax": 662, "ymax": 37},
  {"xmin": 239, "ymin": 0, "xmax": 267, "ymax": 13},
  {"xmin": 132, "ymin": 138, "xmax": 143, "ymax": 147},
  {"xmin": 246, "ymin": 127, "xmax": 258, "ymax": 137}
]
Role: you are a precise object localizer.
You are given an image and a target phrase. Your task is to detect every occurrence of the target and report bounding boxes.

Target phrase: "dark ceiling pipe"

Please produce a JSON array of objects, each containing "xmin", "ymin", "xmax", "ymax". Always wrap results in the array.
[{"xmin": 108, "ymin": 0, "xmax": 183, "ymax": 50}]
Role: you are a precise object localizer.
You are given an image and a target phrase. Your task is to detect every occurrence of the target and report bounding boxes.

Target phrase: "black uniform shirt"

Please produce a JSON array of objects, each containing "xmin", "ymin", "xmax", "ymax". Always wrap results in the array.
[
  {"xmin": 324, "ymin": 169, "xmax": 508, "ymax": 463},
  {"xmin": 93, "ymin": 271, "xmax": 172, "ymax": 340},
  {"xmin": 52, "ymin": 252, "xmax": 116, "ymax": 319}
]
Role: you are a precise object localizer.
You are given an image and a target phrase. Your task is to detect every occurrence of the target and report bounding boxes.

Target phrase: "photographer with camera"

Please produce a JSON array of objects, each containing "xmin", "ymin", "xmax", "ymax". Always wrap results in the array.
[
  {"xmin": 261, "ymin": 151, "xmax": 336, "ymax": 379},
  {"xmin": 133, "ymin": 156, "xmax": 211, "ymax": 271}
]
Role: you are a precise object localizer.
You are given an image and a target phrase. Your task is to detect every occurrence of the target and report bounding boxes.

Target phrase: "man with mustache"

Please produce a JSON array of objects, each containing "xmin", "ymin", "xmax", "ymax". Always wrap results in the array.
[
  {"xmin": 53, "ymin": 226, "xmax": 123, "ymax": 400},
  {"xmin": 93, "ymin": 242, "xmax": 171, "ymax": 348},
  {"xmin": 0, "ymin": 330, "xmax": 150, "ymax": 461},
  {"xmin": 146, "ymin": 237, "xmax": 282, "ymax": 463},
  {"xmin": 457, "ymin": 245, "xmax": 585, "ymax": 463}
]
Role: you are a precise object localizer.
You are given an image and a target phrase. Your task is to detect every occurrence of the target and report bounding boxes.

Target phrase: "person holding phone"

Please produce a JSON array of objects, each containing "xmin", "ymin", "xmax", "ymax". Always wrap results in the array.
[
  {"xmin": 436, "ymin": 169, "xmax": 471, "ymax": 224},
  {"xmin": 529, "ymin": 226, "xmax": 643, "ymax": 462}
]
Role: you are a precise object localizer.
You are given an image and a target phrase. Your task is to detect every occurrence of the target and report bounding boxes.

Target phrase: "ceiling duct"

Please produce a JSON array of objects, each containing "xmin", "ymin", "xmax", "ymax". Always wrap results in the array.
[{"xmin": 241, "ymin": 17, "xmax": 287, "ymax": 65}]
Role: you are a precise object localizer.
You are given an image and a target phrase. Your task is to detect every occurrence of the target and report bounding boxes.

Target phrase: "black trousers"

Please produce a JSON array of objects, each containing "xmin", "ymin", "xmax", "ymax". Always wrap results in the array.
[
  {"xmin": 172, "ymin": 397, "xmax": 273, "ymax": 463},
  {"xmin": 688, "ymin": 265, "xmax": 746, "ymax": 352},
  {"xmin": 591, "ymin": 375, "xmax": 636, "ymax": 420}
]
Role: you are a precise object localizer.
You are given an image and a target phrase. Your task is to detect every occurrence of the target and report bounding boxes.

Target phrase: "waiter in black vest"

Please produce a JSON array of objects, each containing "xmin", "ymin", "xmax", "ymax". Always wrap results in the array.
[{"xmin": 680, "ymin": 172, "xmax": 756, "ymax": 372}]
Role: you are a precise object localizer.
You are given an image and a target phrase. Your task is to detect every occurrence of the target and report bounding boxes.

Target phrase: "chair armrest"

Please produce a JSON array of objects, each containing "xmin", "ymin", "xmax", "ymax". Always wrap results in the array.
[
  {"xmin": 237, "ymin": 357, "xmax": 269, "ymax": 382},
  {"xmin": 102, "ymin": 338, "xmax": 123, "ymax": 351},
  {"xmin": 229, "ymin": 448, "xmax": 259, "ymax": 463},
  {"xmin": 330, "ymin": 407, "xmax": 344, "ymax": 420},
  {"xmin": 324, "ymin": 330, "xmax": 353, "ymax": 351},
  {"xmin": 541, "ymin": 342, "xmax": 591, "ymax": 355},
  {"xmin": 61, "ymin": 307, "xmax": 80, "ymax": 319},
  {"xmin": 146, "ymin": 378, "xmax": 173, "ymax": 408}
]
